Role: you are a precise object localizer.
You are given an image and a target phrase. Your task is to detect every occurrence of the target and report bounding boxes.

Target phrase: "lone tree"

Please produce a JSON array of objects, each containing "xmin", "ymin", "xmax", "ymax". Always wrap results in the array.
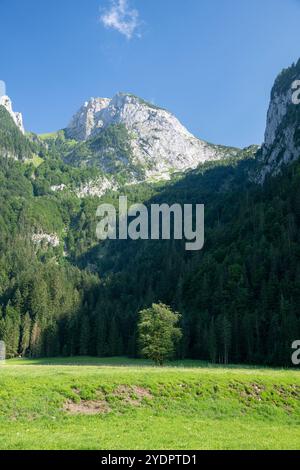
[{"xmin": 138, "ymin": 303, "xmax": 182, "ymax": 366}]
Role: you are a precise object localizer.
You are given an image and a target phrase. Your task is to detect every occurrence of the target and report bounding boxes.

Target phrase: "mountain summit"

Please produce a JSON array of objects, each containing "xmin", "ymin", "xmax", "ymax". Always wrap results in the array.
[
  {"xmin": 65, "ymin": 93, "xmax": 238, "ymax": 181},
  {"xmin": 0, "ymin": 95, "xmax": 24, "ymax": 134},
  {"xmin": 66, "ymin": 97, "xmax": 111, "ymax": 141}
]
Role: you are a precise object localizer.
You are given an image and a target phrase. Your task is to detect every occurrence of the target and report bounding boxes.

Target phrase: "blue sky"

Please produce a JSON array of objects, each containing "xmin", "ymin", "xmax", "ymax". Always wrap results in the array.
[{"xmin": 1, "ymin": 0, "xmax": 300, "ymax": 147}]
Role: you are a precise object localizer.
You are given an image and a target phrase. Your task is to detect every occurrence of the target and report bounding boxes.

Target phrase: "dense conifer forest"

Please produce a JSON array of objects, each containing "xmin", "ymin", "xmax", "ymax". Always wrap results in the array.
[{"xmin": 0, "ymin": 104, "xmax": 299, "ymax": 367}]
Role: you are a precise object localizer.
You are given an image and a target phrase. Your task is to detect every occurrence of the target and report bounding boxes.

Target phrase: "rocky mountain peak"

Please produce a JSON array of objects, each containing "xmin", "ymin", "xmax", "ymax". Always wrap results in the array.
[
  {"xmin": 0, "ymin": 95, "xmax": 24, "ymax": 134},
  {"xmin": 66, "ymin": 97, "xmax": 111, "ymax": 141},
  {"xmin": 258, "ymin": 59, "xmax": 300, "ymax": 182},
  {"xmin": 65, "ymin": 92, "xmax": 237, "ymax": 181}
]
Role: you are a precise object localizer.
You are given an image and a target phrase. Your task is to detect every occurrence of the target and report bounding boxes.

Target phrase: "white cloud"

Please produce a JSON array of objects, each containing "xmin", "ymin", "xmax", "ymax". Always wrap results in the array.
[{"xmin": 100, "ymin": 0, "xmax": 140, "ymax": 39}]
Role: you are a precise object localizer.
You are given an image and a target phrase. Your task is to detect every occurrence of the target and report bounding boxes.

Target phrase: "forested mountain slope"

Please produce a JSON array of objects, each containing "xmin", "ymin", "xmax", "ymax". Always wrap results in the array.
[{"xmin": 0, "ymin": 59, "xmax": 299, "ymax": 366}]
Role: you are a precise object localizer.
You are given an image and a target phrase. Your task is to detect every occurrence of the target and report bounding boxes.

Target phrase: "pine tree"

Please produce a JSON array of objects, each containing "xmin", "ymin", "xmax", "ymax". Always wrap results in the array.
[
  {"xmin": 4, "ymin": 302, "xmax": 20, "ymax": 358},
  {"xmin": 30, "ymin": 321, "xmax": 42, "ymax": 357},
  {"xmin": 79, "ymin": 315, "xmax": 90, "ymax": 356},
  {"xmin": 208, "ymin": 318, "xmax": 217, "ymax": 363},
  {"xmin": 20, "ymin": 312, "xmax": 31, "ymax": 356}
]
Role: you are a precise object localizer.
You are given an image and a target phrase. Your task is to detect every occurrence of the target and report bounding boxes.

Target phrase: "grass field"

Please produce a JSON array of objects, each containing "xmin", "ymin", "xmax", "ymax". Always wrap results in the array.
[
  {"xmin": 0, "ymin": 357, "xmax": 299, "ymax": 450},
  {"xmin": 24, "ymin": 153, "xmax": 44, "ymax": 168}
]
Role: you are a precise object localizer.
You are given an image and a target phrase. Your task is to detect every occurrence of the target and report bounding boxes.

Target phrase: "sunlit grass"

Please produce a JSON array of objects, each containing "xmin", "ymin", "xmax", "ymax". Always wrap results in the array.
[
  {"xmin": 0, "ymin": 357, "xmax": 299, "ymax": 450},
  {"xmin": 24, "ymin": 153, "xmax": 44, "ymax": 168}
]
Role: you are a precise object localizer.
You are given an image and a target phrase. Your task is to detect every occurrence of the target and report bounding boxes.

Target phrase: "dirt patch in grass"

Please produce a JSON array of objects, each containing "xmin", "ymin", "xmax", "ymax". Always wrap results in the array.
[
  {"xmin": 229, "ymin": 382, "xmax": 265, "ymax": 402},
  {"xmin": 274, "ymin": 384, "xmax": 300, "ymax": 399},
  {"xmin": 65, "ymin": 385, "xmax": 153, "ymax": 413},
  {"xmin": 64, "ymin": 399, "xmax": 111, "ymax": 415},
  {"xmin": 248, "ymin": 383, "xmax": 265, "ymax": 400},
  {"xmin": 113, "ymin": 385, "xmax": 153, "ymax": 406}
]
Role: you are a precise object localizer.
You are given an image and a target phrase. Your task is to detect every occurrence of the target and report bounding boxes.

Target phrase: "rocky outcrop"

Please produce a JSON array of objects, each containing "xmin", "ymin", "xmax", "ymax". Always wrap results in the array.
[
  {"xmin": 75, "ymin": 176, "xmax": 118, "ymax": 198},
  {"xmin": 66, "ymin": 98, "xmax": 111, "ymax": 141},
  {"xmin": 50, "ymin": 184, "xmax": 67, "ymax": 192},
  {"xmin": 32, "ymin": 232, "xmax": 60, "ymax": 248},
  {"xmin": 66, "ymin": 93, "xmax": 238, "ymax": 181},
  {"xmin": 0, "ymin": 95, "xmax": 24, "ymax": 134},
  {"xmin": 258, "ymin": 59, "xmax": 300, "ymax": 182}
]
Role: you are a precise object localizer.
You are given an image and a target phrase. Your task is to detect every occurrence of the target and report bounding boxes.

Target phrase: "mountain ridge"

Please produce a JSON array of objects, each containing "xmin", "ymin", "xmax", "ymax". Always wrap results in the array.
[
  {"xmin": 0, "ymin": 60, "xmax": 300, "ymax": 365},
  {"xmin": 1, "ymin": 58, "xmax": 300, "ymax": 195},
  {"xmin": 64, "ymin": 92, "xmax": 240, "ymax": 182},
  {"xmin": 0, "ymin": 95, "xmax": 24, "ymax": 134},
  {"xmin": 257, "ymin": 59, "xmax": 300, "ymax": 182}
]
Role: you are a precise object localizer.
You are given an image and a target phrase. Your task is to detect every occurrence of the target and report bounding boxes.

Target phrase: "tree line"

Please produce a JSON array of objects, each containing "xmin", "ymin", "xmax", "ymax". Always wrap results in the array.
[{"xmin": 0, "ymin": 112, "xmax": 300, "ymax": 366}]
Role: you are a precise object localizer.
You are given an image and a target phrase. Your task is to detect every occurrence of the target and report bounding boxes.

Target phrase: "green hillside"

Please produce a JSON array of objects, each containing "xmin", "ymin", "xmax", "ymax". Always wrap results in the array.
[
  {"xmin": 0, "ymin": 106, "xmax": 35, "ymax": 160},
  {"xmin": 0, "ymin": 144, "xmax": 299, "ymax": 366},
  {"xmin": 0, "ymin": 61, "xmax": 299, "ymax": 369}
]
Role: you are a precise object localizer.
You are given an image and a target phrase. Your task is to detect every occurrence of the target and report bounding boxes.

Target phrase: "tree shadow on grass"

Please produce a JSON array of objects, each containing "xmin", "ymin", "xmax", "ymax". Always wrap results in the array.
[{"xmin": 6, "ymin": 356, "xmax": 284, "ymax": 371}]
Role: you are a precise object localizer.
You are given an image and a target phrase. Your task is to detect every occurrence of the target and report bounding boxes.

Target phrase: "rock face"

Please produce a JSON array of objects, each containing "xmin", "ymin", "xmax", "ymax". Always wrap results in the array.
[
  {"xmin": 66, "ymin": 98, "xmax": 111, "ymax": 141},
  {"xmin": 258, "ymin": 59, "xmax": 300, "ymax": 182},
  {"xmin": 0, "ymin": 95, "xmax": 24, "ymax": 134},
  {"xmin": 75, "ymin": 176, "xmax": 118, "ymax": 198},
  {"xmin": 50, "ymin": 184, "xmax": 67, "ymax": 192},
  {"xmin": 66, "ymin": 93, "xmax": 238, "ymax": 181},
  {"xmin": 31, "ymin": 232, "xmax": 60, "ymax": 248},
  {"xmin": 50, "ymin": 178, "xmax": 118, "ymax": 199}
]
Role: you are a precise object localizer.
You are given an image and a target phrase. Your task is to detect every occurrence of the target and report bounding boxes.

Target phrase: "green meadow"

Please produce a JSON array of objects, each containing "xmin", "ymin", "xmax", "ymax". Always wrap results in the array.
[{"xmin": 0, "ymin": 357, "xmax": 299, "ymax": 450}]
